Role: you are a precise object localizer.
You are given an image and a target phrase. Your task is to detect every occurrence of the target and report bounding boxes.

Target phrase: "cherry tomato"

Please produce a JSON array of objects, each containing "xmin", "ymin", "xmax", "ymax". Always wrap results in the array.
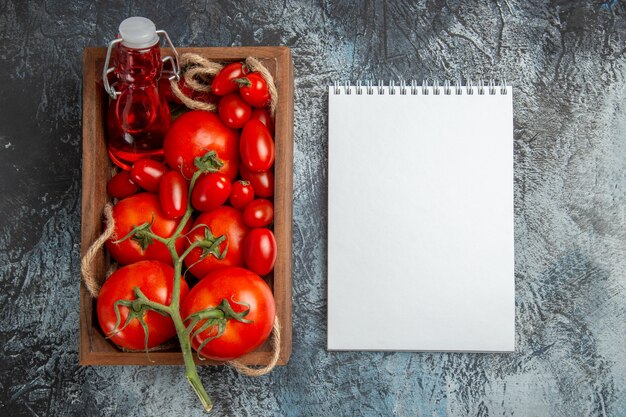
[
  {"xmin": 184, "ymin": 207, "xmax": 249, "ymax": 278},
  {"xmin": 130, "ymin": 159, "xmax": 168, "ymax": 192},
  {"xmin": 211, "ymin": 62, "xmax": 249, "ymax": 96},
  {"xmin": 163, "ymin": 110, "xmax": 240, "ymax": 180},
  {"xmin": 106, "ymin": 193, "xmax": 191, "ymax": 265},
  {"xmin": 107, "ymin": 171, "xmax": 140, "ymax": 199},
  {"xmin": 243, "ymin": 228, "xmax": 277, "ymax": 276},
  {"xmin": 240, "ymin": 166, "xmax": 274, "ymax": 198},
  {"xmin": 235, "ymin": 72, "xmax": 270, "ymax": 108},
  {"xmin": 240, "ymin": 120, "xmax": 275, "ymax": 172},
  {"xmin": 229, "ymin": 180, "xmax": 255, "ymax": 209},
  {"xmin": 97, "ymin": 261, "xmax": 189, "ymax": 350},
  {"xmin": 218, "ymin": 93, "xmax": 252, "ymax": 129},
  {"xmin": 181, "ymin": 267, "xmax": 275, "ymax": 360},
  {"xmin": 159, "ymin": 171, "xmax": 188, "ymax": 219},
  {"xmin": 243, "ymin": 198, "xmax": 274, "ymax": 228},
  {"xmin": 250, "ymin": 108, "xmax": 274, "ymax": 135},
  {"xmin": 191, "ymin": 173, "xmax": 231, "ymax": 212}
]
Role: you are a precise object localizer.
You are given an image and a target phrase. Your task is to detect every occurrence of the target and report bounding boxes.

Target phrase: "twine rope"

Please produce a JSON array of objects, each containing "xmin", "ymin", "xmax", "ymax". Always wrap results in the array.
[
  {"xmin": 80, "ymin": 203, "xmax": 115, "ymax": 298},
  {"xmin": 170, "ymin": 53, "xmax": 278, "ymax": 116},
  {"xmin": 227, "ymin": 316, "xmax": 281, "ymax": 376}
]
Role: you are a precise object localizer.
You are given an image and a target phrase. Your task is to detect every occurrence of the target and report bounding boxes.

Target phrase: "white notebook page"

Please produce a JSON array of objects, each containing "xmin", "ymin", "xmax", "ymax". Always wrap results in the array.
[{"xmin": 327, "ymin": 85, "xmax": 514, "ymax": 352}]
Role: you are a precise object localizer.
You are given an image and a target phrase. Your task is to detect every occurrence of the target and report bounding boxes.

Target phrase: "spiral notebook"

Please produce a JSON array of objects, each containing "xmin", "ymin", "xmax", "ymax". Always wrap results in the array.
[{"xmin": 327, "ymin": 81, "xmax": 515, "ymax": 352}]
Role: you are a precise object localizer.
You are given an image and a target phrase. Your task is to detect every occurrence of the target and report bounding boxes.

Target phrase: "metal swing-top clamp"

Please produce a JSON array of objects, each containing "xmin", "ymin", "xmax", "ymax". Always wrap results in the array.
[{"xmin": 102, "ymin": 17, "xmax": 181, "ymax": 100}]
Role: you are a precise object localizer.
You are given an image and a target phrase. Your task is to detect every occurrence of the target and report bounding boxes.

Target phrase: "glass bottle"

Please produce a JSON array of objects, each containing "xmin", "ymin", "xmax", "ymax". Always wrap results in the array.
[{"xmin": 103, "ymin": 17, "xmax": 177, "ymax": 169}]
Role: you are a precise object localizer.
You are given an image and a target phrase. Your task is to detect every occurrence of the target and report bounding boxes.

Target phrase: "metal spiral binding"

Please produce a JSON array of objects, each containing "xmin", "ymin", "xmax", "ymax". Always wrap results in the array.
[{"xmin": 333, "ymin": 79, "xmax": 509, "ymax": 95}]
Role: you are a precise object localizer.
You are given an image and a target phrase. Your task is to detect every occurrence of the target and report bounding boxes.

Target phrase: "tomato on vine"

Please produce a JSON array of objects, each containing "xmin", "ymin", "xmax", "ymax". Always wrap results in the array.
[
  {"xmin": 184, "ymin": 206, "xmax": 249, "ymax": 279},
  {"xmin": 181, "ymin": 267, "xmax": 275, "ymax": 360},
  {"xmin": 105, "ymin": 193, "xmax": 191, "ymax": 265},
  {"xmin": 97, "ymin": 261, "xmax": 190, "ymax": 351},
  {"xmin": 163, "ymin": 110, "xmax": 240, "ymax": 180}
]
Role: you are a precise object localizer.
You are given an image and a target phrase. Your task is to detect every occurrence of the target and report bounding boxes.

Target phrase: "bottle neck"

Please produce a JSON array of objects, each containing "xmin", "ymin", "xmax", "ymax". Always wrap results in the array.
[{"xmin": 114, "ymin": 43, "xmax": 162, "ymax": 85}]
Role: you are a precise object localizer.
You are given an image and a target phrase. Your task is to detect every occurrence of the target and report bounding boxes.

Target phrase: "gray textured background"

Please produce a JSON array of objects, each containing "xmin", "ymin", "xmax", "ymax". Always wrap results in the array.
[{"xmin": 1, "ymin": 0, "xmax": 625, "ymax": 416}]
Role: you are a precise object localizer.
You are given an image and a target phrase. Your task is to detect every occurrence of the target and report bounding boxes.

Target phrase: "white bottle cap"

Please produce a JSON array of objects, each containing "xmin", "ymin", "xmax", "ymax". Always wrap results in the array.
[{"xmin": 118, "ymin": 17, "xmax": 159, "ymax": 49}]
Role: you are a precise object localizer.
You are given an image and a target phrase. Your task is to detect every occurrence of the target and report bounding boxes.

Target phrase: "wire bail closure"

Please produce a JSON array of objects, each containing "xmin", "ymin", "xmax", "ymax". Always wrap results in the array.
[{"xmin": 102, "ymin": 30, "xmax": 181, "ymax": 100}]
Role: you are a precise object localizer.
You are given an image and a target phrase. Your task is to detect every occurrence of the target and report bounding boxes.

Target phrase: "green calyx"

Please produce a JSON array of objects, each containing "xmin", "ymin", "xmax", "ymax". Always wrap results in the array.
[
  {"xmin": 184, "ymin": 298, "xmax": 253, "ymax": 360},
  {"xmin": 107, "ymin": 287, "xmax": 170, "ymax": 360},
  {"xmin": 113, "ymin": 215, "xmax": 156, "ymax": 251},
  {"xmin": 199, "ymin": 226, "xmax": 228, "ymax": 260},
  {"xmin": 233, "ymin": 77, "xmax": 251, "ymax": 88},
  {"xmin": 194, "ymin": 150, "xmax": 224, "ymax": 173}
]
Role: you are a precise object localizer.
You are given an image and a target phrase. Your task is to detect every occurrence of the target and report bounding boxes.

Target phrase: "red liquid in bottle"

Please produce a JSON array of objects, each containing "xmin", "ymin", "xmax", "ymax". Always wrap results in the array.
[{"xmin": 107, "ymin": 40, "xmax": 171, "ymax": 169}]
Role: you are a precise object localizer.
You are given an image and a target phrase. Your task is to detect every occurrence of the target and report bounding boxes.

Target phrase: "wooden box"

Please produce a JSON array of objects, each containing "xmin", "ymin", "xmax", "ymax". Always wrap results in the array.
[{"xmin": 80, "ymin": 47, "xmax": 293, "ymax": 366}]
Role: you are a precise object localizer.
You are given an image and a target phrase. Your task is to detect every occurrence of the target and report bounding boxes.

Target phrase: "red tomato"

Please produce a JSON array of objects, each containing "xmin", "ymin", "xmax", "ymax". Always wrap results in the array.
[
  {"xmin": 240, "ymin": 120, "xmax": 275, "ymax": 172},
  {"xmin": 163, "ymin": 111, "xmax": 240, "ymax": 180},
  {"xmin": 240, "ymin": 166, "xmax": 274, "ymax": 198},
  {"xmin": 211, "ymin": 62, "xmax": 249, "ymax": 96},
  {"xmin": 106, "ymin": 193, "xmax": 191, "ymax": 265},
  {"xmin": 243, "ymin": 198, "xmax": 274, "ymax": 228},
  {"xmin": 218, "ymin": 93, "xmax": 252, "ymax": 129},
  {"xmin": 191, "ymin": 173, "xmax": 231, "ymax": 212},
  {"xmin": 235, "ymin": 72, "xmax": 271, "ymax": 108},
  {"xmin": 181, "ymin": 267, "xmax": 275, "ymax": 360},
  {"xmin": 159, "ymin": 171, "xmax": 188, "ymax": 219},
  {"xmin": 250, "ymin": 108, "xmax": 274, "ymax": 135},
  {"xmin": 243, "ymin": 228, "xmax": 276, "ymax": 276},
  {"xmin": 184, "ymin": 207, "xmax": 249, "ymax": 278},
  {"xmin": 97, "ymin": 261, "xmax": 189, "ymax": 350},
  {"xmin": 130, "ymin": 159, "xmax": 168, "ymax": 192},
  {"xmin": 107, "ymin": 171, "xmax": 140, "ymax": 199},
  {"xmin": 229, "ymin": 180, "xmax": 255, "ymax": 209}
]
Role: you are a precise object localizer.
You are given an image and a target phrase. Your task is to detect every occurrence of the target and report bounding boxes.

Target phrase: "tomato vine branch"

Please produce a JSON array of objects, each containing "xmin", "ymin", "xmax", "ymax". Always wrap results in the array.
[{"xmin": 107, "ymin": 151, "xmax": 238, "ymax": 413}]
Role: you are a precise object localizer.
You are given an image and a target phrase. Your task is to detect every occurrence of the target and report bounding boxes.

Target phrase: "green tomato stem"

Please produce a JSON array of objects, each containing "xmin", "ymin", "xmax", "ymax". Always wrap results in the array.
[
  {"xmin": 149, "ymin": 234, "xmax": 170, "ymax": 245},
  {"xmin": 137, "ymin": 296, "xmax": 172, "ymax": 316},
  {"xmin": 118, "ymin": 161, "xmax": 221, "ymax": 412},
  {"xmin": 164, "ymin": 169, "xmax": 214, "ymax": 413},
  {"xmin": 179, "ymin": 240, "xmax": 205, "ymax": 262},
  {"xmin": 171, "ymin": 305, "xmax": 213, "ymax": 412}
]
